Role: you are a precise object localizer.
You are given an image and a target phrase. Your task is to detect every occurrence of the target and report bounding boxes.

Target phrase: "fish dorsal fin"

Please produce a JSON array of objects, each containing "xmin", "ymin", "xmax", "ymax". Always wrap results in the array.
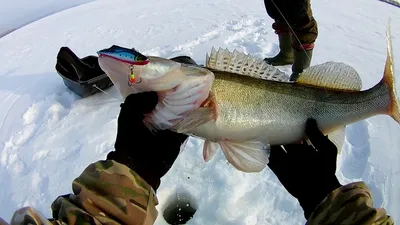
[
  {"xmin": 297, "ymin": 62, "xmax": 363, "ymax": 91},
  {"xmin": 205, "ymin": 47, "xmax": 289, "ymax": 82}
]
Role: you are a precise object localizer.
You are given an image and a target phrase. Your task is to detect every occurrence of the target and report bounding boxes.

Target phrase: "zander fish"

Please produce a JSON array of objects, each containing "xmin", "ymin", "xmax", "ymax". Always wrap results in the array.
[{"xmin": 97, "ymin": 28, "xmax": 399, "ymax": 173}]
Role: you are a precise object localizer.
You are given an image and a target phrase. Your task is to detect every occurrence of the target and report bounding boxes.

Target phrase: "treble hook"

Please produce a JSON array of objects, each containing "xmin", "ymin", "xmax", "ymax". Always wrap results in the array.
[{"xmin": 129, "ymin": 65, "xmax": 142, "ymax": 85}]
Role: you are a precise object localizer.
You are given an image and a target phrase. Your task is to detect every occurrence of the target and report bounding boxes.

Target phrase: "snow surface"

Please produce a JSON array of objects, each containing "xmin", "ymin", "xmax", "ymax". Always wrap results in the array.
[
  {"xmin": 0, "ymin": 0, "xmax": 399, "ymax": 224},
  {"xmin": 0, "ymin": 0, "xmax": 95, "ymax": 37},
  {"xmin": 379, "ymin": 0, "xmax": 400, "ymax": 8}
]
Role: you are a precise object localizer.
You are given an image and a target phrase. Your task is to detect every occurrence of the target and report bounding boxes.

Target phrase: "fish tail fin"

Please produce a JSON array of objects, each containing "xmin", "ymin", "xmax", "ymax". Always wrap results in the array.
[{"xmin": 382, "ymin": 23, "xmax": 400, "ymax": 124}]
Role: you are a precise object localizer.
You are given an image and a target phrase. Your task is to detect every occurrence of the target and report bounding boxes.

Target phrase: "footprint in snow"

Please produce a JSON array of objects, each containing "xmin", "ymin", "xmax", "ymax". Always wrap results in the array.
[
  {"xmin": 224, "ymin": 18, "xmax": 271, "ymax": 57},
  {"xmin": 11, "ymin": 91, "xmax": 76, "ymax": 148},
  {"xmin": 31, "ymin": 171, "xmax": 50, "ymax": 194},
  {"xmin": 340, "ymin": 120, "xmax": 371, "ymax": 179},
  {"xmin": 55, "ymin": 142, "xmax": 82, "ymax": 161},
  {"xmin": 0, "ymin": 143, "xmax": 27, "ymax": 175},
  {"xmin": 159, "ymin": 17, "xmax": 271, "ymax": 59},
  {"xmin": 45, "ymin": 92, "xmax": 76, "ymax": 127},
  {"xmin": 362, "ymin": 166, "xmax": 386, "ymax": 208}
]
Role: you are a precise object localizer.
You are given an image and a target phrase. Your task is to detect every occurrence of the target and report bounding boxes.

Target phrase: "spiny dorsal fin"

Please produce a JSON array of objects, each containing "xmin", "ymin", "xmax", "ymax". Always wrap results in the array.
[
  {"xmin": 297, "ymin": 62, "xmax": 362, "ymax": 91},
  {"xmin": 205, "ymin": 47, "xmax": 289, "ymax": 82}
]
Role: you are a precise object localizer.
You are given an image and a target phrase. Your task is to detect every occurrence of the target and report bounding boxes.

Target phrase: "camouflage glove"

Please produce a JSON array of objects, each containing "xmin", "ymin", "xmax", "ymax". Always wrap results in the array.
[
  {"xmin": 107, "ymin": 92, "xmax": 188, "ymax": 191},
  {"xmin": 268, "ymin": 119, "xmax": 342, "ymax": 219}
]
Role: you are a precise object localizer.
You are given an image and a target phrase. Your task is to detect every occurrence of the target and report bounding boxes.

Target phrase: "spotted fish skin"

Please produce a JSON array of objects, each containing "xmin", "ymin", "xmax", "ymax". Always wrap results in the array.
[{"xmin": 97, "ymin": 45, "xmax": 150, "ymax": 65}]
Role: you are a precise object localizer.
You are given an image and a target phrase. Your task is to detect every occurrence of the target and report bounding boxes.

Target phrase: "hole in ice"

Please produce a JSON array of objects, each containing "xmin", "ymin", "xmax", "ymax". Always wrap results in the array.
[{"xmin": 163, "ymin": 188, "xmax": 197, "ymax": 225}]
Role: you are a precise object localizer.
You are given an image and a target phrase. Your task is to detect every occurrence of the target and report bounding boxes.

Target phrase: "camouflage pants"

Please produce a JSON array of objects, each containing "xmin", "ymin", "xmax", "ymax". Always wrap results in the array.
[{"xmin": 264, "ymin": 0, "xmax": 318, "ymax": 49}]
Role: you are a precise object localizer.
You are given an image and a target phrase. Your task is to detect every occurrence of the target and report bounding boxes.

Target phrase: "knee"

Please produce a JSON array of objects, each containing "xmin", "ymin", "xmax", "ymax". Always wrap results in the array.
[
  {"xmin": 272, "ymin": 21, "xmax": 291, "ymax": 34},
  {"xmin": 264, "ymin": 0, "xmax": 281, "ymax": 21}
]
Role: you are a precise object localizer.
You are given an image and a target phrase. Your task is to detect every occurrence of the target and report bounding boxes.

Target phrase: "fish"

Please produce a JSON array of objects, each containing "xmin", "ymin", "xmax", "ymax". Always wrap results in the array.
[{"xmin": 97, "ymin": 27, "xmax": 399, "ymax": 173}]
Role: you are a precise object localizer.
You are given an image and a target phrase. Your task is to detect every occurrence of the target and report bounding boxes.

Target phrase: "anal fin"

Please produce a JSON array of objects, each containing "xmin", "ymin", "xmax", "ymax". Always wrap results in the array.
[
  {"xmin": 219, "ymin": 140, "xmax": 270, "ymax": 173},
  {"xmin": 327, "ymin": 126, "xmax": 346, "ymax": 154},
  {"xmin": 305, "ymin": 126, "xmax": 346, "ymax": 154}
]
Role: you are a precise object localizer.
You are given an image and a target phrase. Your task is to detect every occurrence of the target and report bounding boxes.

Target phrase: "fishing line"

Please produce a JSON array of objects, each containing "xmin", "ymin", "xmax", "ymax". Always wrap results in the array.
[
  {"xmin": 269, "ymin": 0, "xmax": 312, "ymax": 62},
  {"xmin": 93, "ymin": 84, "xmax": 122, "ymax": 102}
]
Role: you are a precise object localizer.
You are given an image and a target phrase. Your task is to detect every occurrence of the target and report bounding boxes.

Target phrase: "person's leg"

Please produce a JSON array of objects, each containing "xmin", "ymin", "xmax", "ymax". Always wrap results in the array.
[
  {"xmin": 263, "ymin": 0, "xmax": 294, "ymax": 66},
  {"xmin": 286, "ymin": 0, "xmax": 318, "ymax": 81}
]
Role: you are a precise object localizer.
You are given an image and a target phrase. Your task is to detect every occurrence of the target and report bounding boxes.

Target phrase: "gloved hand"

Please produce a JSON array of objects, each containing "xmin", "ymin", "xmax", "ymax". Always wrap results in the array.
[
  {"xmin": 268, "ymin": 118, "xmax": 342, "ymax": 219},
  {"xmin": 107, "ymin": 92, "xmax": 188, "ymax": 190}
]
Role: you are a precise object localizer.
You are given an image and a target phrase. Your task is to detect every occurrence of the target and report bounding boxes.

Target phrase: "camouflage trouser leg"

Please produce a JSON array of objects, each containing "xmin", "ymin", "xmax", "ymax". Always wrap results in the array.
[{"xmin": 264, "ymin": 0, "xmax": 318, "ymax": 50}]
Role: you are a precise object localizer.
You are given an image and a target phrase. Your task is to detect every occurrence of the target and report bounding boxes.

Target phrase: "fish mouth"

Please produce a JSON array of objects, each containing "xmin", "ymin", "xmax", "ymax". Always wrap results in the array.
[{"xmin": 97, "ymin": 45, "xmax": 150, "ymax": 65}]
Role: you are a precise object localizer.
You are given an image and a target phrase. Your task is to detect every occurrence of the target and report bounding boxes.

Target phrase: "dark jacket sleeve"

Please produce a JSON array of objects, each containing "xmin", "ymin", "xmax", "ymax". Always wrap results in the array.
[
  {"xmin": 307, "ymin": 181, "xmax": 394, "ymax": 225},
  {"xmin": 0, "ymin": 160, "xmax": 159, "ymax": 225}
]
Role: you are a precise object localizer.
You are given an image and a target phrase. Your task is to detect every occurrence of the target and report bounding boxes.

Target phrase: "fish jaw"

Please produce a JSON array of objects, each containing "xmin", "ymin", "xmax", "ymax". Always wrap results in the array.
[
  {"xmin": 98, "ymin": 49, "xmax": 216, "ymax": 130},
  {"xmin": 98, "ymin": 55, "xmax": 187, "ymax": 100},
  {"xmin": 97, "ymin": 45, "xmax": 150, "ymax": 65}
]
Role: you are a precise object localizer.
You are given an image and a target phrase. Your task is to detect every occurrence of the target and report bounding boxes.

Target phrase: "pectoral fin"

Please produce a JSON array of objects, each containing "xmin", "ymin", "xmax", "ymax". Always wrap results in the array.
[
  {"xmin": 174, "ymin": 107, "xmax": 215, "ymax": 133},
  {"xmin": 144, "ymin": 66, "xmax": 215, "ymax": 130},
  {"xmin": 219, "ymin": 140, "xmax": 270, "ymax": 173}
]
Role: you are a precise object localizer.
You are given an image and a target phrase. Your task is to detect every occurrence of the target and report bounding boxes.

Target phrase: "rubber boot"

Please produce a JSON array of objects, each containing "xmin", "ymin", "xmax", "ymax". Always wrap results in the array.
[
  {"xmin": 264, "ymin": 34, "xmax": 294, "ymax": 66},
  {"xmin": 289, "ymin": 49, "xmax": 313, "ymax": 82}
]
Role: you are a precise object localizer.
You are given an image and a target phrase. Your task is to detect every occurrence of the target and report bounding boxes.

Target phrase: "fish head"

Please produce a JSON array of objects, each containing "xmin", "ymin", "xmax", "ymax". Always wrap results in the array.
[{"xmin": 97, "ymin": 45, "xmax": 186, "ymax": 96}]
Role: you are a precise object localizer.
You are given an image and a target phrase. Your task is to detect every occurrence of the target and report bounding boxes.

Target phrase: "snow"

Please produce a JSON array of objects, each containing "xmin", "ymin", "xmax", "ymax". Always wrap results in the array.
[
  {"xmin": 379, "ymin": 0, "xmax": 400, "ymax": 7},
  {"xmin": 0, "ymin": 0, "xmax": 399, "ymax": 224},
  {"xmin": 0, "ymin": 0, "xmax": 95, "ymax": 37}
]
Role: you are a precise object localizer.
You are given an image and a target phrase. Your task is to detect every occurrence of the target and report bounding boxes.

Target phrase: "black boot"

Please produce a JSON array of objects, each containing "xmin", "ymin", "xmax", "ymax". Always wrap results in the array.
[
  {"xmin": 264, "ymin": 34, "xmax": 294, "ymax": 66},
  {"xmin": 289, "ymin": 49, "xmax": 313, "ymax": 82}
]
